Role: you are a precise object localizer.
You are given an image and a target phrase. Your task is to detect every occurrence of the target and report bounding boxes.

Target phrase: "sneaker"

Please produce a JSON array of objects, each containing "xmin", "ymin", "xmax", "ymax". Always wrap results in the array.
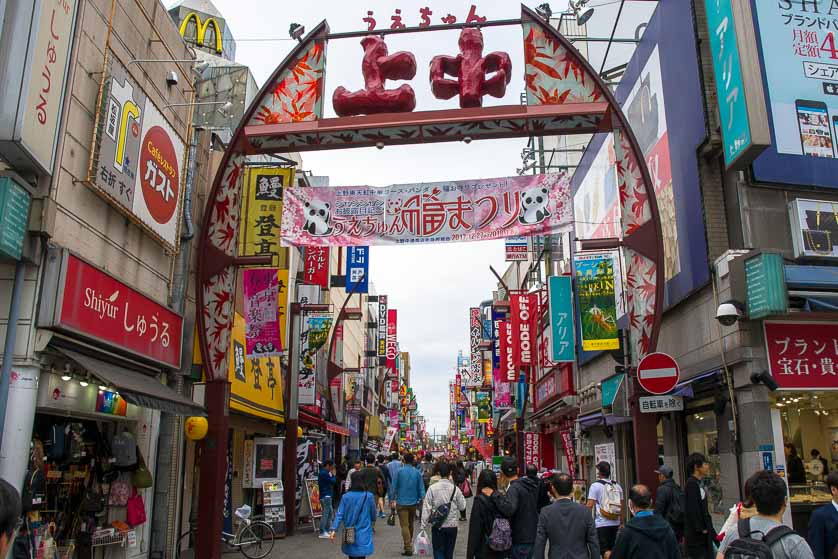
[
  {"xmin": 318, "ymin": 533, "xmax": 330, "ymax": 539},
  {"xmin": 378, "ymin": 512, "xmax": 386, "ymax": 518}
]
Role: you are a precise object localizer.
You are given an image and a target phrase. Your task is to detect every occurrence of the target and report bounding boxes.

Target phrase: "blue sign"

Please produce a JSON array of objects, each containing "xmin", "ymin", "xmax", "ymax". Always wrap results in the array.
[
  {"xmin": 491, "ymin": 308, "xmax": 505, "ymax": 373},
  {"xmin": 751, "ymin": 0, "xmax": 838, "ymax": 188},
  {"xmin": 762, "ymin": 450, "xmax": 774, "ymax": 472},
  {"xmin": 482, "ymin": 319, "xmax": 492, "ymax": 341},
  {"xmin": 705, "ymin": 0, "xmax": 751, "ymax": 167},
  {"xmin": 346, "ymin": 246, "xmax": 369, "ymax": 293},
  {"xmin": 548, "ymin": 276, "xmax": 575, "ymax": 362},
  {"xmin": 601, "ymin": 373, "xmax": 625, "ymax": 408}
]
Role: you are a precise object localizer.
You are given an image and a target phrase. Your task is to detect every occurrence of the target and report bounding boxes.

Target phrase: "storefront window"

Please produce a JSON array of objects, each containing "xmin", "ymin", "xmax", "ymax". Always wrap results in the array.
[{"xmin": 686, "ymin": 411, "xmax": 726, "ymax": 526}]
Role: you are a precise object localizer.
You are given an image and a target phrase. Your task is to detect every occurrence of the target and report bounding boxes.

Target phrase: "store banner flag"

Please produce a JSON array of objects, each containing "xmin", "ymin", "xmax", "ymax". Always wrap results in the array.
[
  {"xmin": 281, "ymin": 174, "xmax": 572, "ymax": 247},
  {"xmin": 346, "ymin": 246, "xmax": 369, "ymax": 293},
  {"xmin": 492, "ymin": 308, "xmax": 505, "ymax": 374},
  {"xmin": 298, "ymin": 312, "xmax": 333, "ymax": 406},
  {"xmin": 548, "ymin": 276, "xmax": 575, "ymax": 362},
  {"xmin": 574, "ymin": 252, "xmax": 619, "ymax": 351},
  {"xmin": 510, "ymin": 294, "xmax": 537, "ymax": 367},
  {"xmin": 377, "ymin": 295, "xmax": 388, "ymax": 358},
  {"xmin": 469, "ymin": 308, "xmax": 482, "ymax": 386},
  {"xmin": 239, "ymin": 167, "xmax": 295, "ymax": 259},
  {"xmin": 243, "ymin": 268, "xmax": 282, "ymax": 358},
  {"xmin": 499, "ymin": 320, "xmax": 516, "ymax": 382},
  {"xmin": 476, "ymin": 391, "xmax": 491, "ymax": 423},
  {"xmin": 560, "ymin": 431, "xmax": 576, "ymax": 479},
  {"xmin": 229, "ymin": 312, "xmax": 284, "ymax": 422},
  {"xmin": 493, "ymin": 369, "xmax": 512, "ymax": 408},
  {"xmin": 386, "ymin": 309, "xmax": 398, "ymax": 373},
  {"xmin": 384, "ymin": 426, "xmax": 398, "ymax": 450},
  {"xmin": 303, "ymin": 246, "xmax": 330, "ymax": 288},
  {"xmin": 524, "ymin": 432, "xmax": 541, "ymax": 469}
]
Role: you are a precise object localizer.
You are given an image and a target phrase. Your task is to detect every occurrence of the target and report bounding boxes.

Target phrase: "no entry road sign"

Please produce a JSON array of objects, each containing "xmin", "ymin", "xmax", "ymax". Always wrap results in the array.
[{"xmin": 637, "ymin": 352, "xmax": 680, "ymax": 395}]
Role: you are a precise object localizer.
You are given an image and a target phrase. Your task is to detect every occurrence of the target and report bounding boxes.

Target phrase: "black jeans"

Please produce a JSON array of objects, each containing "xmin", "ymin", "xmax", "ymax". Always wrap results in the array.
[{"xmin": 432, "ymin": 526, "xmax": 457, "ymax": 559}]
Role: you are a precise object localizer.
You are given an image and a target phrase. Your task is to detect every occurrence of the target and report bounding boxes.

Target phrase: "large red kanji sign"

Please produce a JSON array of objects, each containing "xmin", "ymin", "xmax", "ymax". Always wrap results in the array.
[
  {"xmin": 765, "ymin": 321, "xmax": 838, "ymax": 389},
  {"xmin": 637, "ymin": 352, "xmax": 680, "ymax": 395}
]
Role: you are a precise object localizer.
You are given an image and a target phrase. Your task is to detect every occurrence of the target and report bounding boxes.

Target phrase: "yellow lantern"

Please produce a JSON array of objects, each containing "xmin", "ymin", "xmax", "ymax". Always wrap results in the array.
[
  {"xmin": 185, "ymin": 417, "xmax": 208, "ymax": 440},
  {"xmin": 297, "ymin": 426, "xmax": 303, "ymax": 438}
]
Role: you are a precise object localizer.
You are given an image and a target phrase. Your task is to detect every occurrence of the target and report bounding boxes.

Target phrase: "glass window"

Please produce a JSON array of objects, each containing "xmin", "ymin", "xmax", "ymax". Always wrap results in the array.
[{"xmin": 686, "ymin": 410, "xmax": 726, "ymax": 527}]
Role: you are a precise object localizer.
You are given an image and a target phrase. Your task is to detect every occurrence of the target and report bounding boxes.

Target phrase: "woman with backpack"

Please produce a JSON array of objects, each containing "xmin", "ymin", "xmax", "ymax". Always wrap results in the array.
[
  {"xmin": 420, "ymin": 461, "xmax": 467, "ymax": 559},
  {"xmin": 467, "ymin": 469, "xmax": 509, "ymax": 559},
  {"xmin": 455, "ymin": 461, "xmax": 471, "ymax": 521},
  {"xmin": 329, "ymin": 474, "xmax": 377, "ymax": 559}
]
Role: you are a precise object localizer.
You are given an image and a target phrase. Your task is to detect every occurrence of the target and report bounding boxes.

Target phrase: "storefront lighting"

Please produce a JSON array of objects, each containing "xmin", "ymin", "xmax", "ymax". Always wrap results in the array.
[
  {"xmin": 98, "ymin": 384, "xmax": 108, "ymax": 392},
  {"xmin": 79, "ymin": 378, "xmax": 89, "ymax": 387},
  {"xmin": 61, "ymin": 363, "xmax": 72, "ymax": 382}
]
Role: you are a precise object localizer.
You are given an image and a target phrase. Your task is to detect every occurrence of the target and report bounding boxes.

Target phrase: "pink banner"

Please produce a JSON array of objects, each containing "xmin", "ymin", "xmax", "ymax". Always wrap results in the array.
[
  {"xmin": 242, "ymin": 268, "xmax": 282, "ymax": 357},
  {"xmin": 561, "ymin": 430, "xmax": 576, "ymax": 479},
  {"xmin": 280, "ymin": 174, "xmax": 572, "ymax": 246},
  {"xmin": 493, "ymin": 368, "xmax": 512, "ymax": 408}
]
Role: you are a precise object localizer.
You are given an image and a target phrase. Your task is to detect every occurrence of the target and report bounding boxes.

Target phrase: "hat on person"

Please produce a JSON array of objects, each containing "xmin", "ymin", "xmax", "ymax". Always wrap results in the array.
[
  {"xmin": 654, "ymin": 465, "xmax": 674, "ymax": 478},
  {"xmin": 500, "ymin": 456, "xmax": 518, "ymax": 476}
]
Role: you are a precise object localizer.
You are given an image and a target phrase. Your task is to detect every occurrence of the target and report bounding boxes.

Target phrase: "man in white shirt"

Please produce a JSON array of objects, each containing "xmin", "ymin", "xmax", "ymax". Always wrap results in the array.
[{"xmin": 586, "ymin": 461, "xmax": 623, "ymax": 558}]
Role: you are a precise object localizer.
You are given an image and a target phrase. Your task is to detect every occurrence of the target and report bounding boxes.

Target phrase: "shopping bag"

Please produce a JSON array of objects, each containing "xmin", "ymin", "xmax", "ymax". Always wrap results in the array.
[
  {"xmin": 387, "ymin": 511, "xmax": 396, "ymax": 526},
  {"xmin": 126, "ymin": 488, "xmax": 147, "ymax": 527},
  {"xmin": 413, "ymin": 529, "xmax": 433, "ymax": 557}
]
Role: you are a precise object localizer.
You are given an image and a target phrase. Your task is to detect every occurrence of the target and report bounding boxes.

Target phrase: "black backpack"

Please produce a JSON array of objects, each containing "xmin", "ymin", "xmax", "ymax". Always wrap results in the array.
[
  {"xmin": 665, "ymin": 484, "xmax": 685, "ymax": 527},
  {"xmin": 723, "ymin": 518, "xmax": 795, "ymax": 559}
]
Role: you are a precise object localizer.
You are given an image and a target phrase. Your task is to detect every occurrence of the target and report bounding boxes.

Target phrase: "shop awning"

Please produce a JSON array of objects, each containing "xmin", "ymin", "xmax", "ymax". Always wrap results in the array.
[
  {"xmin": 789, "ymin": 291, "xmax": 838, "ymax": 312},
  {"xmin": 672, "ymin": 369, "xmax": 721, "ymax": 398},
  {"xmin": 576, "ymin": 411, "xmax": 632, "ymax": 428},
  {"xmin": 58, "ymin": 348, "xmax": 205, "ymax": 417},
  {"xmin": 299, "ymin": 409, "xmax": 326, "ymax": 429},
  {"xmin": 326, "ymin": 422, "xmax": 350, "ymax": 436}
]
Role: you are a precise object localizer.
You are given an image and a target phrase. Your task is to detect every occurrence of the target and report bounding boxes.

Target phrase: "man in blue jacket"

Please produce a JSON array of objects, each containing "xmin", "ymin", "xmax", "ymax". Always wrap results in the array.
[
  {"xmin": 390, "ymin": 453, "xmax": 426, "ymax": 556},
  {"xmin": 808, "ymin": 470, "xmax": 838, "ymax": 559},
  {"xmin": 318, "ymin": 460, "xmax": 337, "ymax": 538}
]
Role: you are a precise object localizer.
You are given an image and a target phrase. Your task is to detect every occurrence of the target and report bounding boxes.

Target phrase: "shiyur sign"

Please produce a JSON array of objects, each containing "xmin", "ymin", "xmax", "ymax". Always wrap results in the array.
[{"xmin": 280, "ymin": 174, "xmax": 571, "ymax": 246}]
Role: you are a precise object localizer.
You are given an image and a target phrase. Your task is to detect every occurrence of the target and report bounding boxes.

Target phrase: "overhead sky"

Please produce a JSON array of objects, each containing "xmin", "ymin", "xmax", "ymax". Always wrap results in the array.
[{"xmin": 169, "ymin": 0, "xmax": 650, "ymax": 436}]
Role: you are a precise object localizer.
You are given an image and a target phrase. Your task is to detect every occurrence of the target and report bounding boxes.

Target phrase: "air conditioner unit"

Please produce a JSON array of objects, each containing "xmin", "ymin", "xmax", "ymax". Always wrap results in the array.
[{"xmin": 559, "ymin": 395, "xmax": 578, "ymax": 407}]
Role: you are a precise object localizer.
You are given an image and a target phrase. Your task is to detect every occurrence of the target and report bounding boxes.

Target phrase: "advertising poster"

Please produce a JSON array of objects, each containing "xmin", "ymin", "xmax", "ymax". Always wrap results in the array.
[
  {"xmin": 92, "ymin": 54, "xmax": 185, "ymax": 249},
  {"xmin": 386, "ymin": 309, "xmax": 398, "ymax": 372},
  {"xmin": 384, "ymin": 426, "xmax": 398, "ymax": 450},
  {"xmin": 242, "ymin": 268, "xmax": 282, "ymax": 357},
  {"xmin": 228, "ymin": 313, "xmax": 284, "ymax": 423},
  {"xmin": 377, "ymin": 295, "xmax": 388, "ymax": 357},
  {"xmin": 281, "ymin": 174, "xmax": 572, "ymax": 246},
  {"xmin": 476, "ymin": 391, "xmax": 491, "ymax": 423},
  {"xmin": 510, "ymin": 294, "xmax": 537, "ymax": 367},
  {"xmin": 298, "ymin": 312, "xmax": 333, "ymax": 406},
  {"xmin": 574, "ymin": 253, "xmax": 619, "ymax": 351},
  {"xmin": 469, "ymin": 308, "xmax": 483, "ymax": 386},
  {"xmin": 346, "ymin": 246, "xmax": 369, "ymax": 293},
  {"xmin": 303, "ymin": 246, "xmax": 330, "ymax": 288},
  {"xmin": 252, "ymin": 437, "xmax": 283, "ymax": 486},
  {"xmin": 492, "ymin": 308, "xmax": 505, "ymax": 374},
  {"xmin": 595, "ymin": 443, "xmax": 616, "ymax": 473},
  {"xmin": 239, "ymin": 167, "xmax": 294, "ymax": 259},
  {"xmin": 548, "ymin": 276, "xmax": 575, "ymax": 362},
  {"xmin": 493, "ymin": 369, "xmax": 512, "ymax": 408},
  {"xmin": 304, "ymin": 478, "xmax": 322, "ymax": 519}
]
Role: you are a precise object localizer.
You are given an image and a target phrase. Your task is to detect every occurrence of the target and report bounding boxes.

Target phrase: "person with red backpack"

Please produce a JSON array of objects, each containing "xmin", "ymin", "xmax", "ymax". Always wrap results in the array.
[{"xmin": 586, "ymin": 461, "xmax": 624, "ymax": 558}]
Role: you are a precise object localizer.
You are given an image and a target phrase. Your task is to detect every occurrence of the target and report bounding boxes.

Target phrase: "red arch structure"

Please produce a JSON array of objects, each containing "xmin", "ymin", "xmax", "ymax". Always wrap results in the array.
[{"xmin": 194, "ymin": 6, "xmax": 663, "ymax": 554}]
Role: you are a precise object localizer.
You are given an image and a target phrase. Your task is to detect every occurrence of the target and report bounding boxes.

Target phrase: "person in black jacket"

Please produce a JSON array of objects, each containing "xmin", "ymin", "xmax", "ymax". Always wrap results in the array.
[
  {"xmin": 786, "ymin": 443, "xmax": 807, "ymax": 485},
  {"xmin": 467, "ymin": 469, "xmax": 506, "ymax": 559},
  {"xmin": 653, "ymin": 465, "xmax": 684, "ymax": 541},
  {"xmin": 611, "ymin": 484, "xmax": 680, "ymax": 559},
  {"xmin": 526, "ymin": 464, "xmax": 551, "ymax": 513},
  {"xmin": 683, "ymin": 453, "xmax": 716, "ymax": 559},
  {"xmin": 495, "ymin": 456, "xmax": 541, "ymax": 559}
]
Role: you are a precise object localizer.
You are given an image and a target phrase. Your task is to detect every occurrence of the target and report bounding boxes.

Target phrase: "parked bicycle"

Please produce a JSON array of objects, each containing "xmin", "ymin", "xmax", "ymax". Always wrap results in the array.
[{"xmin": 176, "ymin": 505, "xmax": 275, "ymax": 559}]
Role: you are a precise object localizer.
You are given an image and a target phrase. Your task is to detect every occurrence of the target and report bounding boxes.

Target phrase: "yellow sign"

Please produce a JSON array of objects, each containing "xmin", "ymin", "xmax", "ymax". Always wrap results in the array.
[
  {"xmin": 179, "ymin": 12, "xmax": 223, "ymax": 54},
  {"xmin": 229, "ymin": 312, "xmax": 284, "ymax": 422},
  {"xmin": 276, "ymin": 268, "xmax": 290, "ymax": 351},
  {"xmin": 239, "ymin": 168, "xmax": 294, "ymax": 267}
]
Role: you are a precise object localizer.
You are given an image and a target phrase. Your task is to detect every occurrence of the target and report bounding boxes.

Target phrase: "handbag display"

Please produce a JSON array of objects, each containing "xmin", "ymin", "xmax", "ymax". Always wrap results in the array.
[
  {"xmin": 109, "ymin": 474, "xmax": 130, "ymax": 506},
  {"xmin": 81, "ymin": 483, "xmax": 106, "ymax": 513},
  {"xmin": 126, "ymin": 488, "xmax": 147, "ymax": 527},
  {"xmin": 132, "ymin": 452, "xmax": 153, "ymax": 489},
  {"xmin": 342, "ymin": 493, "xmax": 368, "ymax": 546}
]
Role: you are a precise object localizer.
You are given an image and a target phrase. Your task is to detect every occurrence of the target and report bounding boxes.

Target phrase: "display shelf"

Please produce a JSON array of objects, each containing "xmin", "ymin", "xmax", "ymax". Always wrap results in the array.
[{"xmin": 92, "ymin": 532, "xmax": 126, "ymax": 547}]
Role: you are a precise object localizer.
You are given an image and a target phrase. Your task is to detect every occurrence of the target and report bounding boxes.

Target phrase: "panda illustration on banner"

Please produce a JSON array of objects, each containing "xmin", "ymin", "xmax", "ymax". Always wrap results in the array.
[
  {"xmin": 518, "ymin": 185, "xmax": 551, "ymax": 225},
  {"xmin": 303, "ymin": 199, "xmax": 333, "ymax": 236}
]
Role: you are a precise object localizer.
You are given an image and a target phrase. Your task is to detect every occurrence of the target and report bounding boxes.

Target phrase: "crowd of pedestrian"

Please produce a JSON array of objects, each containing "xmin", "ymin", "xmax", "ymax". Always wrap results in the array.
[{"xmin": 314, "ymin": 448, "xmax": 838, "ymax": 559}]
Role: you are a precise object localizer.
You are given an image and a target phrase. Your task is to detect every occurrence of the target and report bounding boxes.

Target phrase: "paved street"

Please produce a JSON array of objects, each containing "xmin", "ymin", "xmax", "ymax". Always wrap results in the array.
[{"xmin": 268, "ymin": 504, "xmax": 471, "ymax": 559}]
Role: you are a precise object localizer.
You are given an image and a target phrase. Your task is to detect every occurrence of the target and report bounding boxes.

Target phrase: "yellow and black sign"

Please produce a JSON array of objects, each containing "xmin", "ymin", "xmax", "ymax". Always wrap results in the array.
[
  {"xmin": 238, "ymin": 167, "xmax": 294, "ymax": 267},
  {"xmin": 228, "ymin": 312, "xmax": 284, "ymax": 422},
  {"xmin": 179, "ymin": 11, "xmax": 223, "ymax": 54}
]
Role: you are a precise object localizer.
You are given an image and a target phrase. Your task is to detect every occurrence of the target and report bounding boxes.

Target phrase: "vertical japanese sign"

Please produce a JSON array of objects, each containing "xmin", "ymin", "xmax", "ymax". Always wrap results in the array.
[
  {"xmin": 377, "ymin": 295, "xmax": 388, "ymax": 358},
  {"xmin": 239, "ymin": 168, "xmax": 294, "ymax": 258},
  {"xmin": 548, "ymin": 276, "xmax": 575, "ymax": 362},
  {"xmin": 524, "ymin": 432, "xmax": 541, "ymax": 469},
  {"xmin": 574, "ymin": 253, "xmax": 619, "ymax": 351},
  {"xmin": 454, "ymin": 374, "xmax": 462, "ymax": 406},
  {"xmin": 242, "ymin": 268, "xmax": 282, "ymax": 358},
  {"xmin": 560, "ymin": 431, "xmax": 576, "ymax": 479},
  {"xmin": 298, "ymin": 312, "xmax": 333, "ymax": 405},
  {"xmin": 386, "ymin": 309, "xmax": 398, "ymax": 373},
  {"xmin": 303, "ymin": 246, "xmax": 330, "ymax": 288},
  {"xmin": 469, "ymin": 308, "xmax": 482, "ymax": 386},
  {"xmin": 510, "ymin": 294, "xmax": 537, "ymax": 367},
  {"xmin": 229, "ymin": 313, "xmax": 284, "ymax": 422},
  {"xmin": 499, "ymin": 320, "xmax": 516, "ymax": 382},
  {"xmin": 346, "ymin": 246, "xmax": 369, "ymax": 293},
  {"xmin": 476, "ymin": 391, "xmax": 491, "ymax": 423},
  {"xmin": 277, "ymin": 268, "xmax": 290, "ymax": 351},
  {"xmin": 492, "ymin": 308, "xmax": 505, "ymax": 374}
]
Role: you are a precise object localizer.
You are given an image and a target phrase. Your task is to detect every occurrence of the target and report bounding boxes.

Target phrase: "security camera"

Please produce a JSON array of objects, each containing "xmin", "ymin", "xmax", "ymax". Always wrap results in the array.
[
  {"xmin": 750, "ymin": 370, "xmax": 779, "ymax": 391},
  {"xmin": 715, "ymin": 300, "xmax": 744, "ymax": 326},
  {"xmin": 166, "ymin": 70, "xmax": 179, "ymax": 87}
]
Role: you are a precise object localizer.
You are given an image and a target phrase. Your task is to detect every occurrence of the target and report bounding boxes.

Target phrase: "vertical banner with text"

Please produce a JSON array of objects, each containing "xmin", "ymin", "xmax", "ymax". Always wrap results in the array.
[
  {"xmin": 243, "ymin": 268, "xmax": 282, "ymax": 357},
  {"xmin": 386, "ymin": 309, "xmax": 398, "ymax": 374},
  {"xmin": 303, "ymin": 246, "xmax": 330, "ymax": 288},
  {"xmin": 548, "ymin": 276, "xmax": 575, "ymax": 362},
  {"xmin": 524, "ymin": 431, "xmax": 541, "ymax": 469},
  {"xmin": 469, "ymin": 308, "xmax": 482, "ymax": 386},
  {"xmin": 346, "ymin": 246, "xmax": 369, "ymax": 293},
  {"xmin": 239, "ymin": 168, "xmax": 294, "ymax": 261},
  {"xmin": 377, "ymin": 295, "xmax": 388, "ymax": 360},
  {"xmin": 510, "ymin": 294, "xmax": 537, "ymax": 367},
  {"xmin": 499, "ymin": 320, "xmax": 516, "ymax": 382},
  {"xmin": 560, "ymin": 431, "xmax": 576, "ymax": 479},
  {"xmin": 298, "ymin": 313, "xmax": 333, "ymax": 406}
]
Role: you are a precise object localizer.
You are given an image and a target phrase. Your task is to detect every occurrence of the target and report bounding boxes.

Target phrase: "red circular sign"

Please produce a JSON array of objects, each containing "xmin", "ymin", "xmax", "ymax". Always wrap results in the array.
[
  {"xmin": 637, "ymin": 352, "xmax": 680, "ymax": 395},
  {"xmin": 139, "ymin": 125, "xmax": 179, "ymax": 225}
]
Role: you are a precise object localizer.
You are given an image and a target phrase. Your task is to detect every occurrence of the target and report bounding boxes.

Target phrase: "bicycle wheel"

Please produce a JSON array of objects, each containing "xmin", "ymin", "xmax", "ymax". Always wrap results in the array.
[
  {"xmin": 237, "ymin": 521, "xmax": 275, "ymax": 559},
  {"xmin": 175, "ymin": 530, "xmax": 195, "ymax": 559}
]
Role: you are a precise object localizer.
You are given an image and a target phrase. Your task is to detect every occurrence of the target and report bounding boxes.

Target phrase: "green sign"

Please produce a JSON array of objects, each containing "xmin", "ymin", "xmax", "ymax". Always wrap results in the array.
[
  {"xmin": 745, "ymin": 252, "xmax": 787, "ymax": 319},
  {"xmin": 601, "ymin": 373, "xmax": 624, "ymax": 408},
  {"xmin": 0, "ymin": 177, "xmax": 31, "ymax": 261},
  {"xmin": 574, "ymin": 252, "xmax": 619, "ymax": 351}
]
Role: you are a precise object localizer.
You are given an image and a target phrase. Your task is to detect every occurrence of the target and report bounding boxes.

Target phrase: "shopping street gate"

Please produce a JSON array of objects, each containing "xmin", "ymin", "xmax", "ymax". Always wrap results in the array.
[{"xmin": 194, "ymin": 7, "xmax": 665, "ymax": 551}]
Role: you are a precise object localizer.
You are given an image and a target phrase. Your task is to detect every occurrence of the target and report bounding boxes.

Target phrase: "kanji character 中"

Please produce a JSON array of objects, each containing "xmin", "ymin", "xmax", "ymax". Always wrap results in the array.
[
  {"xmin": 390, "ymin": 8, "xmax": 406, "ymax": 30},
  {"xmin": 332, "ymin": 36, "xmax": 416, "ymax": 116},
  {"xmin": 363, "ymin": 10, "xmax": 376, "ymax": 31},
  {"xmin": 419, "ymin": 6, "xmax": 432, "ymax": 27},
  {"xmin": 430, "ymin": 27, "xmax": 512, "ymax": 108}
]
